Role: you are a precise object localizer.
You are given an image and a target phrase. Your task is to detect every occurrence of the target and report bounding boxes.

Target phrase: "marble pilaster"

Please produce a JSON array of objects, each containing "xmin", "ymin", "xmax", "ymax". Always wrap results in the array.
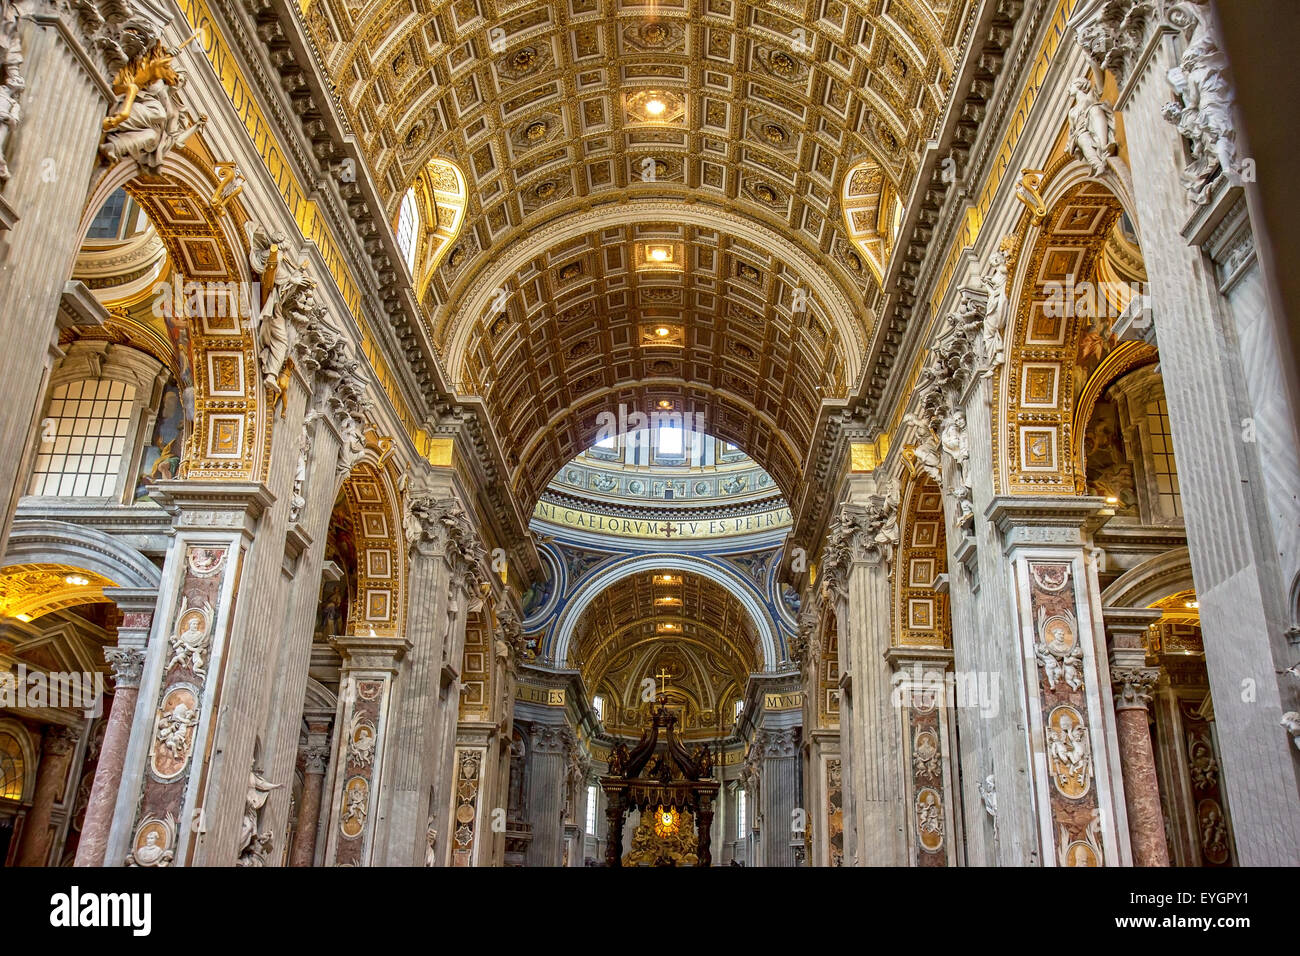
[
  {"xmin": 0, "ymin": 12, "xmax": 115, "ymax": 558},
  {"xmin": 524, "ymin": 722, "xmax": 571, "ymax": 867},
  {"xmin": 1073, "ymin": 0, "xmax": 1300, "ymax": 864},
  {"xmin": 16, "ymin": 724, "xmax": 78, "ymax": 865},
  {"xmin": 374, "ymin": 478, "xmax": 483, "ymax": 866},
  {"xmin": 822, "ymin": 477, "xmax": 906, "ymax": 866},
  {"xmin": 322, "ymin": 631, "xmax": 409, "ymax": 866}
]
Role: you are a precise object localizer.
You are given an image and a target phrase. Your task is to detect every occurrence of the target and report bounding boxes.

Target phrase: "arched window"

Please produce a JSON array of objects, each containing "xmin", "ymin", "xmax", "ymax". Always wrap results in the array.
[
  {"xmin": 0, "ymin": 732, "xmax": 24, "ymax": 802},
  {"xmin": 30, "ymin": 379, "xmax": 137, "ymax": 498},
  {"xmin": 396, "ymin": 187, "xmax": 419, "ymax": 274},
  {"xmin": 27, "ymin": 343, "xmax": 165, "ymax": 501}
]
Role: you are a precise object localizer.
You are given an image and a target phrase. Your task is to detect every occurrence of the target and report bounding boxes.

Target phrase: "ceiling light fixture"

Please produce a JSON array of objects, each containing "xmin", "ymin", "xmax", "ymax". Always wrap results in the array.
[
  {"xmin": 657, "ymin": 399, "xmax": 673, "ymax": 409},
  {"xmin": 645, "ymin": 97, "xmax": 667, "ymax": 116},
  {"xmin": 649, "ymin": 247, "xmax": 669, "ymax": 262},
  {"xmin": 64, "ymin": 574, "xmax": 89, "ymax": 587},
  {"xmin": 655, "ymin": 326, "xmax": 671, "ymax": 337},
  {"xmin": 1185, "ymin": 600, "xmax": 1199, "ymax": 609}
]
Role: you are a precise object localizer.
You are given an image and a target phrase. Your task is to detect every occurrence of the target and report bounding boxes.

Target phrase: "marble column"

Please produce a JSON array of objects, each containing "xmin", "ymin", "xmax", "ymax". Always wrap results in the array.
[
  {"xmin": 1111, "ymin": 665, "xmax": 1168, "ymax": 867},
  {"xmin": 1072, "ymin": 1, "xmax": 1300, "ymax": 864},
  {"xmin": 524, "ymin": 723, "xmax": 570, "ymax": 867},
  {"xmin": 289, "ymin": 729, "xmax": 331, "ymax": 867},
  {"xmin": 0, "ymin": 12, "xmax": 116, "ymax": 558},
  {"xmin": 74, "ymin": 643, "xmax": 145, "ymax": 867},
  {"xmin": 16, "ymin": 725, "xmax": 78, "ymax": 866},
  {"xmin": 1104, "ymin": 605, "xmax": 1168, "ymax": 867}
]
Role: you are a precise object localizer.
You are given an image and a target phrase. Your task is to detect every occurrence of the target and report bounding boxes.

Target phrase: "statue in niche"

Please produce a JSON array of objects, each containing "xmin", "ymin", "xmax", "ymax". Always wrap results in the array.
[
  {"xmin": 100, "ymin": 29, "xmax": 206, "ymax": 171},
  {"xmin": 236, "ymin": 767, "xmax": 281, "ymax": 866},
  {"xmin": 1067, "ymin": 74, "xmax": 1117, "ymax": 177}
]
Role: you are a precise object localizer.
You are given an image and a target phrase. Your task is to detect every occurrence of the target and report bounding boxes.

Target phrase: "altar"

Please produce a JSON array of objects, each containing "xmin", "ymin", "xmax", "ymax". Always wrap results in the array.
[{"xmin": 600, "ymin": 694, "xmax": 719, "ymax": 867}]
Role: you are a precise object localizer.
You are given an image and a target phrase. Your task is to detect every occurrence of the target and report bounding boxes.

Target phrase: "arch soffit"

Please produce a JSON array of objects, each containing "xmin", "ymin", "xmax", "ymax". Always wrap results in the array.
[{"xmin": 551, "ymin": 553, "xmax": 779, "ymax": 671}]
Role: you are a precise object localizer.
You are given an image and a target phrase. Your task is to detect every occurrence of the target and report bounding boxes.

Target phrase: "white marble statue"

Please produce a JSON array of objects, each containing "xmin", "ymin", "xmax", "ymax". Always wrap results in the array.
[
  {"xmin": 1066, "ymin": 74, "xmax": 1117, "ymax": 176},
  {"xmin": 979, "ymin": 244, "xmax": 1012, "ymax": 376},
  {"xmin": 156, "ymin": 701, "xmax": 199, "ymax": 760},
  {"xmin": 1163, "ymin": 15, "xmax": 1248, "ymax": 204},
  {"xmin": 236, "ymin": 769, "xmax": 281, "ymax": 866},
  {"xmin": 0, "ymin": 2, "xmax": 23, "ymax": 185}
]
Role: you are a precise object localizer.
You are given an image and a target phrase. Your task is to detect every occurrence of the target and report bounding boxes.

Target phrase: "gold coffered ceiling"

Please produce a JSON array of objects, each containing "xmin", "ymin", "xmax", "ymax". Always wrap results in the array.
[
  {"xmin": 570, "ymin": 570, "xmax": 760, "ymax": 735},
  {"xmin": 300, "ymin": 0, "xmax": 972, "ymax": 500},
  {"xmin": 466, "ymin": 218, "xmax": 850, "ymax": 505}
]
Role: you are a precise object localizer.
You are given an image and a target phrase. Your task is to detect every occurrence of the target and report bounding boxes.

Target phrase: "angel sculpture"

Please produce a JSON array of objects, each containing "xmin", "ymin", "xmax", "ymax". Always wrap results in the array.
[
  {"xmin": 980, "ymin": 245, "xmax": 1012, "ymax": 376},
  {"xmin": 101, "ymin": 31, "xmax": 206, "ymax": 171},
  {"xmin": 236, "ymin": 769, "xmax": 281, "ymax": 866},
  {"xmin": 246, "ymin": 222, "xmax": 317, "ymax": 415},
  {"xmin": 1067, "ymin": 75, "xmax": 1117, "ymax": 177}
]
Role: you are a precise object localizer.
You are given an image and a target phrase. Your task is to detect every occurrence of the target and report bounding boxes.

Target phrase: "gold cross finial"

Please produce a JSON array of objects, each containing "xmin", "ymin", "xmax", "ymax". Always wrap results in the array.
[{"xmin": 655, "ymin": 667, "xmax": 672, "ymax": 694}]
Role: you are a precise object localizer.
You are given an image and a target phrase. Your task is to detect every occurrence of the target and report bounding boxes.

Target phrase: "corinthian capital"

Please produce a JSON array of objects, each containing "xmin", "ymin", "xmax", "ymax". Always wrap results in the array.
[
  {"xmin": 828, "ymin": 491, "xmax": 900, "ymax": 572},
  {"xmin": 105, "ymin": 646, "xmax": 146, "ymax": 689},
  {"xmin": 403, "ymin": 493, "xmax": 486, "ymax": 580},
  {"xmin": 1112, "ymin": 666, "xmax": 1160, "ymax": 711},
  {"xmin": 912, "ymin": 284, "xmax": 987, "ymax": 421},
  {"xmin": 1070, "ymin": 0, "xmax": 1155, "ymax": 85}
]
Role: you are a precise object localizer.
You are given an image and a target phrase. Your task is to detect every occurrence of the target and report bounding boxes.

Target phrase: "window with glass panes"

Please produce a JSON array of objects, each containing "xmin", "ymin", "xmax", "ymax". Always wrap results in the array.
[
  {"xmin": 1145, "ymin": 398, "xmax": 1182, "ymax": 517},
  {"xmin": 396, "ymin": 188, "xmax": 419, "ymax": 273},
  {"xmin": 586, "ymin": 785, "xmax": 598, "ymax": 834},
  {"xmin": 0, "ymin": 732, "xmax": 24, "ymax": 801},
  {"xmin": 29, "ymin": 379, "xmax": 136, "ymax": 497}
]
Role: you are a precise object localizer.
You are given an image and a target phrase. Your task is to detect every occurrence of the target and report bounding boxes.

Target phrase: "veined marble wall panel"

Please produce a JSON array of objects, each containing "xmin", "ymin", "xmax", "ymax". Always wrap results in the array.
[{"xmin": 126, "ymin": 543, "xmax": 239, "ymax": 867}]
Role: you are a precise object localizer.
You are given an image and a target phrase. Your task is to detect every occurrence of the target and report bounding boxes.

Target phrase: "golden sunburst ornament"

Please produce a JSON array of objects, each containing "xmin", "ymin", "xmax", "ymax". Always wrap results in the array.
[{"xmin": 652, "ymin": 805, "xmax": 680, "ymax": 837}]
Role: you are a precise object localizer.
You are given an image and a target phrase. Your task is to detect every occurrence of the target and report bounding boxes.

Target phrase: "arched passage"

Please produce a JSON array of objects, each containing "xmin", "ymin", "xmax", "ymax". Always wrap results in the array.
[{"xmin": 550, "ymin": 553, "xmax": 781, "ymax": 672}]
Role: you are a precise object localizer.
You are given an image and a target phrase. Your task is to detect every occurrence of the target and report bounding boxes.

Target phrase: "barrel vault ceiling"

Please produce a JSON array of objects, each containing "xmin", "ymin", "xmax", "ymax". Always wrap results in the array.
[
  {"xmin": 299, "ymin": 0, "xmax": 974, "ymax": 502},
  {"xmin": 569, "ymin": 569, "xmax": 761, "ymax": 734}
]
